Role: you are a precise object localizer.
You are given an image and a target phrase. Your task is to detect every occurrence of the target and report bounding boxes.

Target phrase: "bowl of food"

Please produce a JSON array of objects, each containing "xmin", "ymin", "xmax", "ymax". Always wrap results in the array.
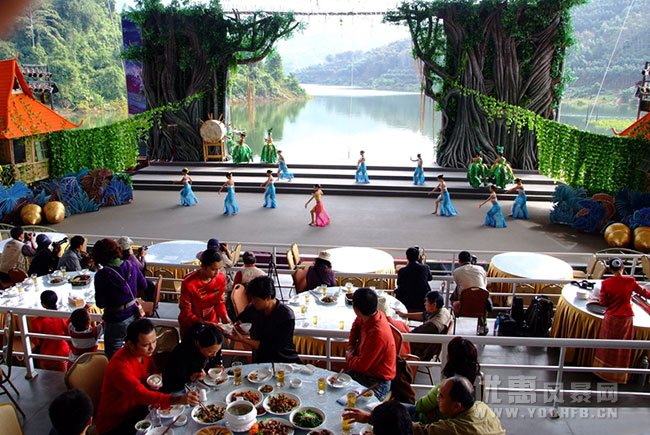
[
  {"xmin": 344, "ymin": 292, "xmax": 354, "ymax": 305},
  {"xmin": 174, "ymin": 415, "xmax": 188, "ymax": 427},
  {"xmin": 224, "ymin": 399, "xmax": 257, "ymax": 432},
  {"xmin": 225, "ymin": 388, "xmax": 263, "ymax": 406},
  {"xmin": 134, "ymin": 419, "xmax": 152, "ymax": 433},
  {"xmin": 147, "ymin": 427, "xmax": 174, "ymax": 435},
  {"xmin": 308, "ymin": 430, "xmax": 334, "ymax": 435},
  {"xmin": 191, "ymin": 402, "xmax": 226, "ymax": 425},
  {"xmin": 290, "ymin": 406, "xmax": 326, "ymax": 431},
  {"xmin": 255, "ymin": 418, "xmax": 295, "ymax": 435},
  {"xmin": 357, "ymin": 389, "xmax": 375, "ymax": 402},
  {"xmin": 203, "ymin": 372, "xmax": 229, "ymax": 388},
  {"xmin": 262, "ymin": 392, "xmax": 301, "ymax": 416},
  {"xmin": 69, "ymin": 274, "xmax": 92, "ymax": 287},
  {"xmin": 319, "ymin": 295, "xmax": 338, "ymax": 305},
  {"xmin": 157, "ymin": 404, "xmax": 185, "ymax": 419},
  {"xmin": 208, "ymin": 367, "xmax": 225, "ymax": 379},
  {"xmin": 289, "ymin": 378, "xmax": 302, "ymax": 389},
  {"xmin": 258, "ymin": 384, "xmax": 274, "ymax": 395},
  {"xmin": 146, "ymin": 374, "xmax": 163, "ymax": 390}
]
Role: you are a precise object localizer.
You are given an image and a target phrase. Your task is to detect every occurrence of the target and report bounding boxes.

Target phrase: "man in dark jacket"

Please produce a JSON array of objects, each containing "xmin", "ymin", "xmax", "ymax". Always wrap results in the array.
[{"xmin": 395, "ymin": 247, "xmax": 432, "ymax": 312}]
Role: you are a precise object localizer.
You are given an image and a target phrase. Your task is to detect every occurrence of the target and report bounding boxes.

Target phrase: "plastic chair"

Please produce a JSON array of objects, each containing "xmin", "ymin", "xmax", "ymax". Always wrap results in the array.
[
  {"xmin": 290, "ymin": 243, "xmax": 302, "ymax": 266},
  {"xmin": 0, "ymin": 403, "xmax": 23, "ymax": 435},
  {"xmin": 141, "ymin": 275, "xmax": 163, "ymax": 318},
  {"xmin": 453, "ymin": 287, "xmax": 489, "ymax": 334},
  {"xmin": 7, "ymin": 269, "xmax": 27, "ymax": 285},
  {"xmin": 642, "ymin": 255, "xmax": 650, "ymax": 280},
  {"xmin": 230, "ymin": 244, "xmax": 242, "ymax": 267},
  {"xmin": 591, "ymin": 260, "xmax": 607, "ymax": 279},
  {"xmin": 231, "ymin": 284, "xmax": 250, "ymax": 317},
  {"xmin": 286, "ymin": 249, "xmax": 296, "ymax": 271},
  {"xmin": 64, "ymin": 352, "xmax": 109, "ymax": 414},
  {"xmin": 153, "ymin": 326, "xmax": 180, "ymax": 373},
  {"xmin": 0, "ymin": 311, "xmax": 24, "ymax": 418},
  {"xmin": 337, "ymin": 276, "xmax": 364, "ymax": 288}
]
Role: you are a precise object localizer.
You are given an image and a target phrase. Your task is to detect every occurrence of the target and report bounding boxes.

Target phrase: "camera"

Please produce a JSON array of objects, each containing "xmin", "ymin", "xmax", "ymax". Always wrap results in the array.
[
  {"xmin": 52, "ymin": 237, "xmax": 69, "ymax": 249},
  {"xmin": 471, "ymin": 255, "xmax": 478, "ymax": 265}
]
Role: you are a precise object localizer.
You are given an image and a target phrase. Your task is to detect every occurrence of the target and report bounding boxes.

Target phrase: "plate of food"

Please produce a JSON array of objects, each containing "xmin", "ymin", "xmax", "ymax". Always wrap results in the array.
[
  {"xmin": 262, "ymin": 392, "xmax": 301, "ymax": 416},
  {"xmin": 258, "ymin": 384, "xmax": 274, "ymax": 395},
  {"xmin": 326, "ymin": 373, "xmax": 352, "ymax": 388},
  {"xmin": 48, "ymin": 275, "xmax": 67, "ymax": 286},
  {"xmin": 254, "ymin": 418, "xmax": 295, "ymax": 435},
  {"xmin": 158, "ymin": 404, "xmax": 185, "ymax": 419},
  {"xmin": 225, "ymin": 388, "xmax": 263, "ymax": 406},
  {"xmin": 193, "ymin": 426, "xmax": 232, "ymax": 435},
  {"xmin": 191, "ymin": 402, "xmax": 226, "ymax": 425},
  {"xmin": 318, "ymin": 295, "xmax": 338, "ymax": 305},
  {"xmin": 69, "ymin": 274, "xmax": 92, "ymax": 287},
  {"xmin": 247, "ymin": 368, "xmax": 272, "ymax": 383},
  {"xmin": 290, "ymin": 407, "xmax": 326, "ymax": 431},
  {"xmin": 308, "ymin": 430, "xmax": 334, "ymax": 435},
  {"xmin": 203, "ymin": 373, "xmax": 229, "ymax": 388}
]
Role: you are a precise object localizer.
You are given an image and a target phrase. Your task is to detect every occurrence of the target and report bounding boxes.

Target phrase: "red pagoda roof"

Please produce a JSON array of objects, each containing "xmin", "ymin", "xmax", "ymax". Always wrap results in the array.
[
  {"xmin": 615, "ymin": 112, "xmax": 650, "ymax": 141},
  {"xmin": 0, "ymin": 57, "xmax": 80, "ymax": 139}
]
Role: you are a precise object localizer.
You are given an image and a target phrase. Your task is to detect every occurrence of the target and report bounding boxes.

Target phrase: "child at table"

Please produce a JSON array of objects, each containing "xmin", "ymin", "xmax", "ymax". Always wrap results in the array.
[
  {"xmin": 68, "ymin": 307, "xmax": 104, "ymax": 363},
  {"xmin": 31, "ymin": 290, "xmax": 70, "ymax": 372}
]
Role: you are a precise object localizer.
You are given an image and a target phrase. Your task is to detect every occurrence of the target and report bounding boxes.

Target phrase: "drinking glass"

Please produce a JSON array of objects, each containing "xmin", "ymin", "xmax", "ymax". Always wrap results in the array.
[
  {"xmin": 304, "ymin": 294, "xmax": 310, "ymax": 304},
  {"xmin": 346, "ymin": 391, "xmax": 357, "ymax": 408},
  {"xmin": 300, "ymin": 305, "xmax": 307, "ymax": 314},
  {"xmin": 321, "ymin": 285, "xmax": 327, "ymax": 296},
  {"xmin": 276, "ymin": 369, "xmax": 285, "ymax": 387},
  {"xmin": 312, "ymin": 315, "xmax": 318, "ymax": 326},
  {"xmin": 317, "ymin": 377, "xmax": 326, "ymax": 395},
  {"xmin": 60, "ymin": 266, "xmax": 66, "ymax": 278},
  {"xmin": 31, "ymin": 274, "xmax": 37, "ymax": 285},
  {"xmin": 342, "ymin": 415, "xmax": 352, "ymax": 433},
  {"xmin": 339, "ymin": 320, "xmax": 345, "ymax": 330},
  {"xmin": 232, "ymin": 361, "xmax": 243, "ymax": 386}
]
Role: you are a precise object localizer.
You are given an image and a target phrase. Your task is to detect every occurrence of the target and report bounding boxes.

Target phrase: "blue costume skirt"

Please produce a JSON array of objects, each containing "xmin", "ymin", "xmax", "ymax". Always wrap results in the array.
[
  {"xmin": 439, "ymin": 191, "xmax": 457, "ymax": 216},
  {"xmin": 485, "ymin": 202, "xmax": 507, "ymax": 228},
  {"xmin": 224, "ymin": 186, "xmax": 239, "ymax": 215},
  {"xmin": 264, "ymin": 184, "xmax": 278, "ymax": 208},
  {"xmin": 355, "ymin": 163, "xmax": 370, "ymax": 183},
  {"xmin": 180, "ymin": 183, "xmax": 198, "ymax": 207},
  {"xmin": 512, "ymin": 193, "xmax": 529, "ymax": 219},
  {"xmin": 413, "ymin": 166, "xmax": 425, "ymax": 185},
  {"xmin": 279, "ymin": 161, "xmax": 294, "ymax": 180}
]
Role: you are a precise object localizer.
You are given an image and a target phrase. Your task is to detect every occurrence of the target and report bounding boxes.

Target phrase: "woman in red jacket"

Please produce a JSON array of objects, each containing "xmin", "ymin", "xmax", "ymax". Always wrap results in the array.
[
  {"xmin": 178, "ymin": 249, "xmax": 231, "ymax": 335},
  {"xmin": 594, "ymin": 257, "xmax": 650, "ymax": 383}
]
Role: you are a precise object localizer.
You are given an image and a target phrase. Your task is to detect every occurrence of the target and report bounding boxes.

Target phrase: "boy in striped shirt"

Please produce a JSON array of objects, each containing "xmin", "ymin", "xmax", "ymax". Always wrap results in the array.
[{"xmin": 68, "ymin": 308, "xmax": 104, "ymax": 362}]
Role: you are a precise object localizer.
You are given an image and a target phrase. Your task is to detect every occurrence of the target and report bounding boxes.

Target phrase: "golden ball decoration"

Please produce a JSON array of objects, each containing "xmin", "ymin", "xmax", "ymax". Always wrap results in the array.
[
  {"xmin": 604, "ymin": 223, "xmax": 631, "ymax": 248},
  {"xmin": 43, "ymin": 201, "xmax": 66, "ymax": 224},
  {"xmin": 634, "ymin": 227, "xmax": 650, "ymax": 253},
  {"xmin": 20, "ymin": 204, "xmax": 42, "ymax": 225}
]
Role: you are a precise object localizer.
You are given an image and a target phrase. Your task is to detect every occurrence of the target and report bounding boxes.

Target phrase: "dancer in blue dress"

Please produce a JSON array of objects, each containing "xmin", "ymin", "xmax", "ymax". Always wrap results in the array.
[
  {"xmin": 411, "ymin": 154, "xmax": 425, "ymax": 185},
  {"xmin": 480, "ymin": 185, "xmax": 507, "ymax": 228},
  {"xmin": 505, "ymin": 178, "xmax": 529, "ymax": 219},
  {"xmin": 218, "ymin": 172, "xmax": 239, "ymax": 216},
  {"xmin": 276, "ymin": 150, "xmax": 294, "ymax": 181},
  {"xmin": 261, "ymin": 170, "xmax": 277, "ymax": 209},
  {"xmin": 355, "ymin": 150, "xmax": 370, "ymax": 184},
  {"xmin": 428, "ymin": 174, "xmax": 457, "ymax": 216},
  {"xmin": 178, "ymin": 168, "xmax": 199, "ymax": 206}
]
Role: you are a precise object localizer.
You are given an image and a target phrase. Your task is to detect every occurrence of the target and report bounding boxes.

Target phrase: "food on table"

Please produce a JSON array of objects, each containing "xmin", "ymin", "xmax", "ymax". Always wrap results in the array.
[
  {"xmin": 197, "ymin": 427, "xmax": 232, "ymax": 435},
  {"xmin": 49, "ymin": 277, "xmax": 65, "ymax": 284},
  {"xmin": 259, "ymin": 385, "xmax": 274, "ymax": 394},
  {"xmin": 321, "ymin": 296, "xmax": 336, "ymax": 303},
  {"xmin": 249, "ymin": 372, "xmax": 259, "ymax": 381},
  {"xmin": 267, "ymin": 393, "xmax": 299, "ymax": 414},
  {"xmin": 292, "ymin": 409, "xmax": 324, "ymax": 428},
  {"xmin": 69, "ymin": 274, "xmax": 91, "ymax": 286},
  {"xmin": 135, "ymin": 420, "xmax": 151, "ymax": 430},
  {"xmin": 231, "ymin": 390, "xmax": 261, "ymax": 405},
  {"xmin": 252, "ymin": 419, "xmax": 293, "ymax": 435},
  {"xmin": 308, "ymin": 430, "xmax": 334, "ymax": 435},
  {"xmin": 194, "ymin": 404, "xmax": 226, "ymax": 423}
]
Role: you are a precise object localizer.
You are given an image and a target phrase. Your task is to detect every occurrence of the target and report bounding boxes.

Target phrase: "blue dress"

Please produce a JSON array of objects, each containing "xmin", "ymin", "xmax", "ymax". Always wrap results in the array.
[
  {"xmin": 485, "ymin": 201, "xmax": 507, "ymax": 228},
  {"xmin": 439, "ymin": 191, "xmax": 457, "ymax": 216},
  {"xmin": 278, "ymin": 161, "xmax": 294, "ymax": 180},
  {"xmin": 264, "ymin": 183, "xmax": 277, "ymax": 208},
  {"xmin": 512, "ymin": 189, "xmax": 529, "ymax": 219},
  {"xmin": 223, "ymin": 186, "xmax": 239, "ymax": 215},
  {"xmin": 356, "ymin": 163, "xmax": 370, "ymax": 183},
  {"xmin": 180, "ymin": 183, "xmax": 198, "ymax": 207},
  {"xmin": 413, "ymin": 166, "xmax": 425, "ymax": 185}
]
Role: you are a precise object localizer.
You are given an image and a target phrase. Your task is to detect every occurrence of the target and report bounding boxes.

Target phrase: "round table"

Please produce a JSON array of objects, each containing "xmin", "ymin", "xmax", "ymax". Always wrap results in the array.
[
  {"xmin": 146, "ymin": 240, "xmax": 205, "ymax": 300},
  {"xmin": 487, "ymin": 252, "xmax": 574, "ymax": 306},
  {"xmin": 324, "ymin": 247, "xmax": 394, "ymax": 274},
  {"xmin": 147, "ymin": 363, "xmax": 378, "ymax": 434},
  {"xmin": 550, "ymin": 282, "xmax": 650, "ymax": 371}
]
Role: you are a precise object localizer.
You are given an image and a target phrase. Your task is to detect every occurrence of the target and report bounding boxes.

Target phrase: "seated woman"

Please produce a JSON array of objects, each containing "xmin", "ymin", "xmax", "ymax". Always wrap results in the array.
[
  {"xmin": 230, "ymin": 276, "xmax": 301, "ymax": 363},
  {"xmin": 305, "ymin": 251, "xmax": 336, "ymax": 290},
  {"xmin": 162, "ymin": 322, "xmax": 224, "ymax": 392},
  {"xmin": 232, "ymin": 251, "xmax": 266, "ymax": 288}
]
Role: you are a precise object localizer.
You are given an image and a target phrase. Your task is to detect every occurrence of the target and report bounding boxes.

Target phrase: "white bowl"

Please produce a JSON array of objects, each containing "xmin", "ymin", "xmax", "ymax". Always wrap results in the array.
[
  {"xmin": 576, "ymin": 289, "xmax": 589, "ymax": 300},
  {"xmin": 289, "ymin": 378, "xmax": 302, "ymax": 389},
  {"xmin": 290, "ymin": 406, "xmax": 326, "ymax": 431},
  {"xmin": 134, "ymin": 419, "xmax": 152, "ymax": 433},
  {"xmin": 238, "ymin": 323, "xmax": 252, "ymax": 334},
  {"xmin": 208, "ymin": 367, "xmax": 225, "ymax": 379},
  {"xmin": 147, "ymin": 374, "xmax": 162, "ymax": 389},
  {"xmin": 258, "ymin": 384, "xmax": 275, "ymax": 395},
  {"xmin": 224, "ymin": 400, "xmax": 257, "ymax": 432},
  {"xmin": 147, "ymin": 427, "xmax": 174, "ymax": 435}
]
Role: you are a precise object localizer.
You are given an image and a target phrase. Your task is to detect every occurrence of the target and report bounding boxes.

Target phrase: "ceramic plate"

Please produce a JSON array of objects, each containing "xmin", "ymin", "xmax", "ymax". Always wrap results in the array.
[
  {"xmin": 262, "ymin": 392, "xmax": 301, "ymax": 415},
  {"xmin": 290, "ymin": 406, "xmax": 326, "ymax": 431},
  {"xmin": 203, "ymin": 375, "xmax": 230, "ymax": 388},
  {"xmin": 586, "ymin": 302, "xmax": 607, "ymax": 315},
  {"xmin": 317, "ymin": 295, "xmax": 338, "ymax": 305},
  {"xmin": 326, "ymin": 373, "xmax": 352, "ymax": 388},
  {"xmin": 191, "ymin": 402, "xmax": 226, "ymax": 425},
  {"xmin": 247, "ymin": 368, "xmax": 272, "ymax": 384},
  {"xmin": 193, "ymin": 426, "xmax": 232, "ymax": 435},
  {"xmin": 157, "ymin": 404, "xmax": 185, "ymax": 419},
  {"xmin": 256, "ymin": 418, "xmax": 295, "ymax": 435},
  {"xmin": 225, "ymin": 388, "xmax": 263, "ymax": 406}
]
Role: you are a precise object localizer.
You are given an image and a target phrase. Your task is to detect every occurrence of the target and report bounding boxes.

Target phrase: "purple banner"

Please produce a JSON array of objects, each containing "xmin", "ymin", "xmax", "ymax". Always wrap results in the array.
[{"xmin": 121, "ymin": 17, "xmax": 146, "ymax": 116}]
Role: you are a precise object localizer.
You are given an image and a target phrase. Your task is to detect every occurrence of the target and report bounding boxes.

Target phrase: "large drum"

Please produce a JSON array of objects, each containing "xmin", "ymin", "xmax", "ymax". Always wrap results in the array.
[{"xmin": 200, "ymin": 119, "xmax": 226, "ymax": 143}]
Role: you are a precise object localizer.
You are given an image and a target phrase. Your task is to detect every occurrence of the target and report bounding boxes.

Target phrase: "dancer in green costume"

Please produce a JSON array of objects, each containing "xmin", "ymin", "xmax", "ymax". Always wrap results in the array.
[
  {"xmin": 467, "ymin": 152, "xmax": 488, "ymax": 188},
  {"xmin": 489, "ymin": 147, "xmax": 514, "ymax": 189},
  {"xmin": 260, "ymin": 128, "xmax": 278, "ymax": 163},
  {"xmin": 231, "ymin": 132, "xmax": 253, "ymax": 164}
]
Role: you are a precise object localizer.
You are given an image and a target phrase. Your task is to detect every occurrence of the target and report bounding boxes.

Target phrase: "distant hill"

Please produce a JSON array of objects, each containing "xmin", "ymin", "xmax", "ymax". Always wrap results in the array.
[{"xmin": 294, "ymin": 39, "xmax": 421, "ymax": 92}]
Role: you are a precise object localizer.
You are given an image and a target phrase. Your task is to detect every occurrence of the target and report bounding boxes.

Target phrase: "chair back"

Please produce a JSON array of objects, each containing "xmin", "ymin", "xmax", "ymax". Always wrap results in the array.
[
  {"xmin": 336, "ymin": 276, "xmax": 364, "ymax": 288},
  {"xmin": 591, "ymin": 260, "xmax": 607, "ymax": 279},
  {"xmin": 292, "ymin": 267, "xmax": 308, "ymax": 294},
  {"xmin": 642, "ymin": 256, "xmax": 650, "ymax": 280},
  {"xmin": 7, "ymin": 269, "xmax": 26, "ymax": 284},
  {"xmin": 155, "ymin": 326, "xmax": 180, "ymax": 353},
  {"xmin": 456, "ymin": 287, "xmax": 489, "ymax": 317},
  {"xmin": 290, "ymin": 243, "xmax": 301, "ymax": 265},
  {"xmin": 388, "ymin": 323, "xmax": 403, "ymax": 356},
  {"xmin": 0, "ymin": 403, "xmax": 23, "ymax": 435},
  {"xmin": 64, "ymin": 352, "xmax": 109, "ymax": 413},
  {"xmin": 231, "ymin": 284, "xmax": 250, "ymax": 317},
  {"xmin": 365, "ymin": 277, "xmax": 391, "ymax": 290},
  {"xmin": 286, "ymin": 249, "xmax": 296, "ymax": 271},
  {"xmin": 1, "ymin": 311, "xmax": 15, "ymax": 373},
  {"xmin": 142, "ymin": 275, "xmax": 163, "ymax": 317},
  {"xmin": 230, "ymin": 244, "xmax": 242, "ymax": 267}
]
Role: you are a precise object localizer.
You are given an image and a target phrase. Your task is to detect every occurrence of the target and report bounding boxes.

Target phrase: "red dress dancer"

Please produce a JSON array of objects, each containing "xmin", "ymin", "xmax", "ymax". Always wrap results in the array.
[{"xmin": 305, "ymin": 184, "xmax": 330, "ymax": 227}]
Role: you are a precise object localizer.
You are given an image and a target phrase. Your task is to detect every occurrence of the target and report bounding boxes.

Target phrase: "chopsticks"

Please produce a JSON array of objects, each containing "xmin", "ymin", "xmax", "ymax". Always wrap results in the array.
[
  {"xmin": 332, "ymin": 369, "xmax": 345, "ymax": 383},
  {"xmin": 355, "ymin": 383, "xmax": 378, "ymax": 399},
  {"xmin": 161, "ymin": 415, "xmax": 180, "ymax": 435},
  {"xmin": 184, "ymin": 384, "xmax": 209, "ymax": 412}
]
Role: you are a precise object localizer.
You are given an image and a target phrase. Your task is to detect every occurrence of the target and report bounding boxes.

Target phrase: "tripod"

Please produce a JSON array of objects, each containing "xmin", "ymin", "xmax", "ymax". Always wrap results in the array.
[{"xmin": 267, "ymin": 255, "xmax": 285, "ymax": 301}]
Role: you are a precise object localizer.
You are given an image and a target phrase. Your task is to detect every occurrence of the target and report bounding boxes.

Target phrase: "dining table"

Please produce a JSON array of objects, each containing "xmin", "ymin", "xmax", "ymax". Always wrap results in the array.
[
  {"xmin": 145, "ymin": 240, "xmax": 205, "ymax": 300},
  {"xmin": 145, "ymin": 363, "xmax": 379, "ymax": 434}
]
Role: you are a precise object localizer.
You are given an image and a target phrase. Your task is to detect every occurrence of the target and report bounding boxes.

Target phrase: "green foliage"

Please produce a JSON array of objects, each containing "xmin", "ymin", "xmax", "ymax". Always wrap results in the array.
[{"xmin": 230, "ymin": 50, "xmax": 306, "ymax": 100}]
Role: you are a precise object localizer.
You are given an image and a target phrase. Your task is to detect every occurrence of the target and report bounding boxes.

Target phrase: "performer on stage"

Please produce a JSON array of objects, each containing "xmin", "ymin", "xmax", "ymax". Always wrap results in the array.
[
  {"xmin": 467, "ymin": 153, "xmax": 488, "ymax": 188},
  {"xmin": 480, "ymin": 185, "xmax": 507, "ymax": 228},
  {"xmin": 355, "ymin": 150, "xmax": 370, "ymax": 184},
  {"xmin": 261, "ymin": 170, "xmax": 277, "ymax": 209},
  {"xmin": 276, "ymin": 150, "xmax": 294, "ymax": 181},
  {"xmin": 305, "ymin": 184, "xmax": 330, "ymax": 227},
  {"xmin": 218, "ymin": 172, "xmax": 239, "ymax": 216},
  {"xmin": 231, "ymin": 132, "xmax": 253, "ymax": 164},
  {"xmin": 504, "ymin": 178, "xmax": 529, "ymax": 219},
  {"xmin": 427, "ymin": 174, "xmax": 457, "ymax": 216},
  {"xmin": 260, "ymin": 128, "xmax": 278, "ymax": 164},
  {"xmin": 411, "ymin": 154, "xmax": 425, "ymax": 185},
  {"xmin": 489, "ymin": 147, "xmax": 515, "ymax": 189},
  {"xmin": 178, "ymin": 168, "xmax": 199, "ymax": 207}
]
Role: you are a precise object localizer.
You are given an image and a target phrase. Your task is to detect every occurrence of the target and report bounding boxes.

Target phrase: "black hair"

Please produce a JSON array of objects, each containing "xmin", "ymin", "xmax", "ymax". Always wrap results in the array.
[
  {"xmin": 10, "ymin": 226, "xmax": 23, "ymax": 240},
  {"xmin": 242, "ymin": 251, "xmax": 256, "ymax": 265},
  {"xmin": 425, "ymin": 291, "xmax": 444, "ymax": 309},
  {"xmin": 70, "ymin": 308, "xmax": 90, "ymax": 331},
  {"xmin": 515, "ymin": 178, "xmax": 522, "ymax": 183},
  {"xmin": 443, "ymin": 337, "xmax": 480, "ymax": 384},
  {"xmin": 352, "ymin": 287, "xmax": 378, "ymax": 316},
  {"xmin": 126, "ymin": 318, "xmax": 155, "ymax": 344},
  {"xmin": 489, "ymin": 184, "xmax": 497, "ymax": 192},
  {"xmin": 417, "ymin": 153, "xmax": 421, "ymax": 158},
  {"xmin": 314, "ymin": 184, "xmax": 321, "ymax": 189},
  {"xmin": 69, "ymin": 235, "xmax": 85, "ymax": 250},
  {"xmin": 437, "ymin": 174, "xmax": 444, "ymax": 179},
  {"xmin": 458, "ymin": 251, "xmax": 472, "ymax": 264},
  {"xmin": 313, "ymin": 257, "xmax": 332, "ymax": 269},
  {"xmin": 360, "ymin": 150, "xmax": 365, "ymax": 154},
  {"xmin": 247, "ymin": 275, "xmax": 275, "ymax": 300},
  {"xmin": 200, "ymin": 248, "xmax": 223, "ymax": 267},
  {"xmin": 406, "ymin": 247, "xmax": 420, "ymax": 262},
  {"xmin": 41, "ymin": 290, "xmax": 58, "ymax": 310},
  {"xmin": 266, "ymin": 169, "xmax": 273, "ymax": 175},
  {"xmin": 49, "ymin": 389, "xmax": 93, "ymax": 435},
  {"xmin": 371, "ymin": 400, "xmax": 413, "ymax": 435},
  {"xmin": 226, "ymin": 172, "xmax": 233, "ymax": 178},
  {"xmin": 187, "ymin": 322, "xmax": 224, "ymax": 348},
  {"xmin": 446, "ymin": 375, "xmax": 476, "ymax": 411}
]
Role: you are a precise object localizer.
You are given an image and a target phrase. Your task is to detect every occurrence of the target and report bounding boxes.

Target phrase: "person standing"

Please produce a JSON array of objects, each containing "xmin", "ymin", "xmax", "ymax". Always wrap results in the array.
[
  {"xmin": 261, "ymin": 169, "xmax": 278, "ymax": 208},
  {"xmin": 467, "ymin": 153, "xmax": 488, "ymax": 188},
  {"xmin": 394, "ymin": 247, "xmax": 432, "ymax": 312},
  {"xmin": 218, "ymin": 172, "xmax": 239, "ymax": 216},
  {"xmin": 504, "ymin": 178, "xmax": 529, "ymax": 219},
  {"xmin": 178, "ymin": 167, "xmax": 199, "ymax": 206},
  {"xmin": 355, "ymin": 150, "xmax": 370, "ymax": 183},
  {"xmin": 276, "ymin": 150, "xmax": 294, "ymax": 181},
  {"xmin": 411, "ymin": 154, "xmax": 425, "ymax": 185},
  {"xmin": 260, "ymin": 128, "xmax": 278, "ymax": 163},
  {"xmin": 480, "ymin": 185, "xmax": 507, "ymax": 228},
  {"xmin": 428, "ymin": 174, "xmax": 457, "ymax": 216},
  {"xmin": 305, "ymin": 184, "xmax": 330, "ymax": 227},
  {"xmin": 231, "ymin": 131, "xmax": 253, "ymax": 163}
]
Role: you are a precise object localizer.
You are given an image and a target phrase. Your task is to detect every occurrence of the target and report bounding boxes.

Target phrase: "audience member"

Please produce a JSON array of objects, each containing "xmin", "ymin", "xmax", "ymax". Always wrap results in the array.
[
  {"xmin": 305, "ymin": 251, "xmax": 336, "ymax": 290},
  {"xmin": 93, "ymin": 238, "xmax": 148, "ymax": 359},
  {"xmin": 68, "ymin": 308, "xmax": 104, "ymax": 363},
  {"xmin": 452, "ymin": 250, "xmax": 490, "ymax": 335},
  {"xmin": 31, "ymin": 290, "xmax": 70, "ymax": 372},
  {"xmin": 48, "ymin": 389, "xmax": 94, "ymax": 435},
  {"xmin": 395, "ymin": 246, "xmax": 432, "ymax": 312},
  {"xmin": 344, "ymin": 400, "xmax": 414, "ymax": 435},
  {"xmin": 232, "ymin": 251, "xmax": 265, "ymax": 288},
  {"xmin": 0, "ymin": 226, "xmax": 36, "ymax": 280},
  {"xmin": 230, "ymin": 276, "xmax": 301, "ymax": 363},
  {"xmin": 117, "ymin": 236, "xmax": 146, "ymax": 272},
  {"xmin": 58, "ymin": 235, "xmax": 87, "ymax": 272},
  {"xmin": 95, "ymin": 319, "xmax": 199, "ymax": 435},
  {"xmin": 346, "ymin": 287, "xmax": 396, "ymax": 400},
  {"xmin": 28, "ymin": 234, "xmax": 62, "ymax": 276},
  {"xmin": 162, "ymin": 322, "xmax": 224, "ymax": 392},
  {"xmin": 398, "ymin": 291, "xmax": 453, "ymax": 361},
  {"xmin": 178, "ymin": 248, "xmax": 230, "ymax": 336},
  {"xmin": 196, "ymin": 238, "xmax": 233, "ymax": 268}
]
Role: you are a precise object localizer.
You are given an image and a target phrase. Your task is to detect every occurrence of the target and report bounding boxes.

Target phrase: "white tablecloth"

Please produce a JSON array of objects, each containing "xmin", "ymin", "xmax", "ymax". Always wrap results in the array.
[
  {"xmin": 147, "ymin": 240, "xmax": 205, "ymax": 265},
  {"xmin": 490, "ymin": 252, "xmax": 573, "ymax": 280},
  {"xmin": 324, "ymin": 247, "xmax": 394, "ymax": 274}
]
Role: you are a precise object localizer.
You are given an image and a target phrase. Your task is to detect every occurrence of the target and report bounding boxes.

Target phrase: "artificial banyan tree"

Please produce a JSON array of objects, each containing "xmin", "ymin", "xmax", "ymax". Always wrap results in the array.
[
  {"xmin": 123, "ymin": 0, "xmax": 300, "ymax": 161},
  {"xmin": 386, "ymin": 0, "xmax": 586, "ymax": 170}
]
